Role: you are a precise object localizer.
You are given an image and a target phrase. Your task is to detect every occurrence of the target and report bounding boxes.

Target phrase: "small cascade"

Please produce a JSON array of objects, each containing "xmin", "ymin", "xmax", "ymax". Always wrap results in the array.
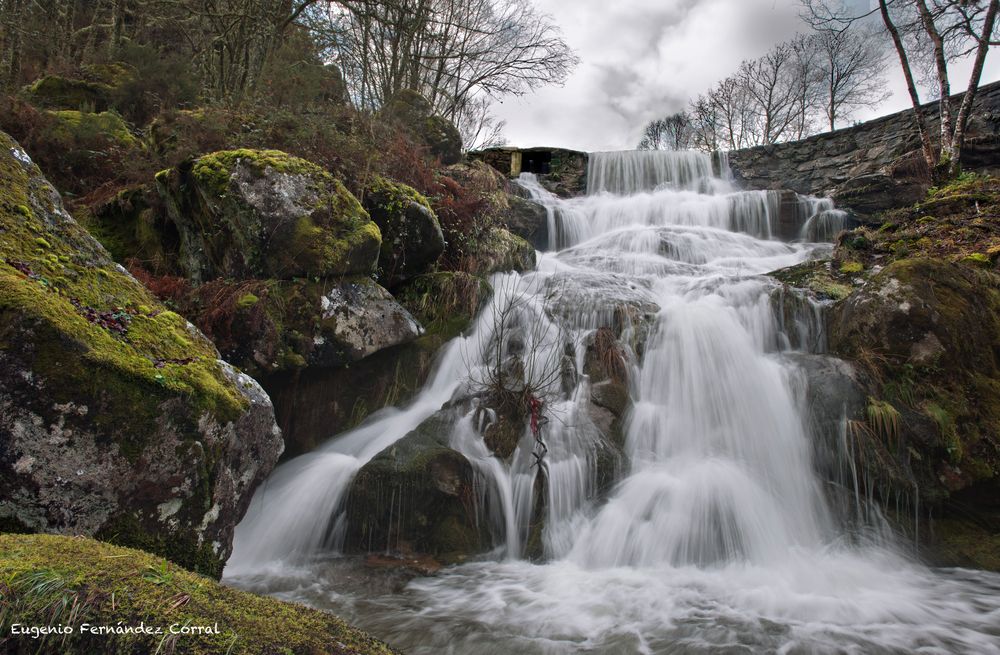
[
  {"xmin": 227, "ymin": 148, "xmax": 1000, "ymax": 655},
  {"xmin": 798, "ymin": 195, "xmax": 850, "ymax": 241},
  {"xmin": 587, "ymin": 149, "xmax": 718, "ymax": 194}
]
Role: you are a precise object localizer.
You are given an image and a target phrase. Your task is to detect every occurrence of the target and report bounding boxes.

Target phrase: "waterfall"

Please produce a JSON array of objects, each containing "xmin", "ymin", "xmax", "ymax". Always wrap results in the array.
[{"xmin": 226, "ymin": 149, "xmax": 1000, "ymax": 654}]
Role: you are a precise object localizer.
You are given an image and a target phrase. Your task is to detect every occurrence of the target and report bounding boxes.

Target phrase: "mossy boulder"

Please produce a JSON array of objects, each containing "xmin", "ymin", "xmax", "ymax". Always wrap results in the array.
[
  {"xmin": 344, "ymin": 410, "xmax": 491, "ymax": 563},
  {"xmin": 363, "ymin": 176, "xmax": 445, "ymax": 287},
  {"xmin": 828, "ymin": 258, "xmax": 1000, "ymax": 502},
  {"xmin": 465, "ymin": 227, "xmax": 536, "ymax": 275},
  {"xmin": 44, "ymin": 110, "xmax": 137, "ymax": 148},
  {"xmin": 23, "ymin": 76, "xmax": 114, "ymax": 112},
  {"xmin": 155, "ymin": 149, "xmax": 381, "ymax": 283},
  {"xmin": 0, "ymin": 131, "xmax": 282, "ymax": 577},
  {"xmin": 22, "ymin": 64, "xmax": 136, "ymax": 112},
  {"xmin": 0, "ymin": 533, "xmax": 398, "ymax": 655}
]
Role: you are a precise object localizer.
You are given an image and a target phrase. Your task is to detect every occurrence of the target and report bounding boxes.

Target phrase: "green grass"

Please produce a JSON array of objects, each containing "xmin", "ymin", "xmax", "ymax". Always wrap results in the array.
[{"xmin": 0, "ymin": 534, "xmax": 399, "ymax": 655}]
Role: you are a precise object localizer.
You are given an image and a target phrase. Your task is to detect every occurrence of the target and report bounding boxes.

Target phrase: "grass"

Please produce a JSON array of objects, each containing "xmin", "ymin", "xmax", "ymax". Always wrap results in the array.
[{"xmin": 0, "ymin": 534, "xmax": 399, "ymax": 655}]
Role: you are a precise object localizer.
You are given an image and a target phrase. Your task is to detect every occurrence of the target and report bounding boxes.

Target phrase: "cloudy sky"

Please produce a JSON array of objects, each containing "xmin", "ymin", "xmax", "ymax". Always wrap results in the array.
[{"xmin": 490, "ymin": 0, "xmax": 1000, "ymax": 151}]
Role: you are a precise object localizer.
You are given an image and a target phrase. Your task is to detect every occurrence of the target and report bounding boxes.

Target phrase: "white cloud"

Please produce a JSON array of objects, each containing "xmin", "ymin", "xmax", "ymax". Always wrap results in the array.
[{"xmin": 491, "ymin": 0, "xmax": 1000, "ymax": 151}]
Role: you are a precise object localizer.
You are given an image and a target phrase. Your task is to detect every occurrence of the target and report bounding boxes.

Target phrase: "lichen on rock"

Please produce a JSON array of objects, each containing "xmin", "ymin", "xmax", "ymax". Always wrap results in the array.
[
  {"xmin": 155, "ymin": 149, "xmax": 381, "ymax": 283},
  {"xmin": 0, "ymin": 131, "xmax": 283, "ymax": 577}
]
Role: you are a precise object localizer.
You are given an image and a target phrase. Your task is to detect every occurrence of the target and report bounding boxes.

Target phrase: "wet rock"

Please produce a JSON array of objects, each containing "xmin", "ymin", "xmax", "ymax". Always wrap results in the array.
[
  {"xmin": 829, "ymin": 258, "xmax": 1000, "ymax": 504},
  {"xmin": 0, "ymin": 131, "xmax": 282, "ymax": 577},
  {"xmin": 344, "ymin": 410, "xmax": 491, "ymax": 562},
  {"xmin": 504, "ymin": 193, "xmax": 549, "ymax": 250}
]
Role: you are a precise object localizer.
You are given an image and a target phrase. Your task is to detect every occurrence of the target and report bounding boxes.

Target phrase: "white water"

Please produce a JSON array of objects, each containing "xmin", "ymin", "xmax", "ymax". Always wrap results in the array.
[{"xmin": 227, "ymin": 149, "xmax": 1000, "ymax": 653}]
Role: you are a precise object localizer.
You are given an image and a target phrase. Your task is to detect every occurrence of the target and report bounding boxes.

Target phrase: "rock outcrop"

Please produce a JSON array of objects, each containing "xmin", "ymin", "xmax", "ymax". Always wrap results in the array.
[
  {"xmin": 770, "ymin": 174, "xmax": 1000, "ymax": 570},
  {"xmin": 344, "ymin": 410, "xmax": 491, "ymax": 562},
  {"xmin": 0, "ymin": 132, "xmax": 283, "ymax": 577}
]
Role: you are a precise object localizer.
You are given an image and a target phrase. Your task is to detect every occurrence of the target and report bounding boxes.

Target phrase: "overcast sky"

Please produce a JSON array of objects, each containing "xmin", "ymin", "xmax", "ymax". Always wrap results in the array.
[{"xmin": 490, "ymin": 0, "xmax": 1000, "ymax": 151}]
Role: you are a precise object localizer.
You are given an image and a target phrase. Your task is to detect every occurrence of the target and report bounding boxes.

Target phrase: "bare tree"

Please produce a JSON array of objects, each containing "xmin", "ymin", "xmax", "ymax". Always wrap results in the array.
[
  {"xmin": 637, "ymin": 112, "xmax": 693, "ymax": 150},
  {"xmin": 803, "ymin": 0, "xmax": 1000, "ymax": 177},
  {"xmin": 814, "ymin": 25, "xmax": 889, "ymax": 130},
  {"xmin": 307, "ymin": 0, "xmax": 577, "ymax": 147}
]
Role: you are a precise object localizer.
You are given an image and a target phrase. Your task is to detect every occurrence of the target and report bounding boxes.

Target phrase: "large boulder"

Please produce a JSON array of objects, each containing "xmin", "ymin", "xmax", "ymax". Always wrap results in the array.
[
  {"xmin": 0, "ymin": 132, "xmax": 283, "ymax": 577},
  {"xmin": 828, "ymin": 257, "xmax": 1000, "ymax": 503},
  {"xmin": 155, "ymin": 149, "xmax": 381, "ymax": 283},
  {"xmin": 465, "ymin": 226, "xmax": 536, "ymax": 275},
  {"xmin": 344, "ymin": 410, "xmax": 491, "ymax": 562},
  {"xmin": 21, "ymin": 64, "xmax": 136, "ymax": 112},
  {"xmin": 189, "ymin": 277, "xmax": 422, "ymax": 381},
  {"xmin": 363, "ymin": 176, "xmax": 445, "ymax": 286}
]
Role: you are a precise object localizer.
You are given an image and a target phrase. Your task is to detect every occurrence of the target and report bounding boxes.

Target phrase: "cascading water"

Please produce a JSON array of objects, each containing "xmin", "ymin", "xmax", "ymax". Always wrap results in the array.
[{"xmin": 226, "ymin": 149, "xmax": 1000, "ymax": 654}]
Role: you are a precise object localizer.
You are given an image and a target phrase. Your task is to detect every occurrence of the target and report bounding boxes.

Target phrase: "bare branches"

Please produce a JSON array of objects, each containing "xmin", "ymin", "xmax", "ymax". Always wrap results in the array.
[
  {"xmin": 675, "ymin": 24, "xmax": 887, "ymax": 152},
  {"xmin": 310, "ymin": 0, "xmax": 577, "ymax": 150},
  {"xmin": 807, "ymin": 0, "xmax": 999, "ymax": 177}
]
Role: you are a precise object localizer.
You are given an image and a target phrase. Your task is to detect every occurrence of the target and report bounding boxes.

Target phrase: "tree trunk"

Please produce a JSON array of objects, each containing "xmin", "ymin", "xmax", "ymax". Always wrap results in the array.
[
  {"xmin": 950, "ymin": 0, "xmax": 1000, "ymax": 176},
  {"xmin": 110, "ymin": 0, "xmax": 128, "ymax": 56},
  {"xmin": 3, "ymin": 0, "xmax": 24, "ymax": 92},
  {"xmin": 879, "ymin": 0, "xmax": 936, "ymax": 174},
  {"xmin": 915, "ymin": 0, "xmax": 954, "ymax": 162}
]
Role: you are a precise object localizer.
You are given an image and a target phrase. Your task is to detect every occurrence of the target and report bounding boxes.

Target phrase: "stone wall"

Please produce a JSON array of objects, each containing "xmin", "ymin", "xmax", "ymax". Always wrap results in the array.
[{"xmin": 727, "ymin": 80, "xmax": 1000, "ymax": 216}]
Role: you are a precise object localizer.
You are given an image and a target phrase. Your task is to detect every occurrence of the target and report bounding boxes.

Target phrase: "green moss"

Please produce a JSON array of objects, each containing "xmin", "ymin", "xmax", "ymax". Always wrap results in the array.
[
  {"xmin": 236, "ymin": 293, "xmax": 259, "ymax": 308},
  {"xmin": 771, "ymin": 260, "xmax": 855, "ymax": 301},
  {"xmin": 23, "ymin": 75, "xmax": 114, "ymax": 110},
  {"xmin": 962, "ymin": 252, "xmax": 991, "ymax": 268},
  {"xmin": 839, "ymin": 261, "xmax": 863, "ymax": 274},
  {"xmin": 191, "ymin": 149, "xmax": 322, "ymax": 195},
  {"xmin": 0, "ymin": 131, "xmax": 247, "ymax": 454},
  {"xmin": 45, "ymin": 110, "xmax": 137, "ymax": 147},
  {"xmin": 0, "ymin": 533, "xmax": 399, "ymax": 655},
  {"xmin": 367, "ymin": 175, "xmax": 433, "ymax": 214},
  {"xmin": 166, "ymin": 149, "xmax": 380, "ymax": 280}
]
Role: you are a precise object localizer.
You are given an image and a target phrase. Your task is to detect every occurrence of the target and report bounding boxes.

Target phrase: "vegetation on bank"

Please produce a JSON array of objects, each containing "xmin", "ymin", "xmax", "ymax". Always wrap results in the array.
[{"xmin": 0, "ymin": 534, "xmax": 398, "ymax": 655}]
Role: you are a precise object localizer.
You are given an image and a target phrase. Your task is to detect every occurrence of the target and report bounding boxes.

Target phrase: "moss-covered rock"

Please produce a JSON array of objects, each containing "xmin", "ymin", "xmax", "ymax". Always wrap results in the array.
[
  {"xmin": 23, "ymin": 76, "xmax": 114, "ymax": 112},
  {"xmin": 828, "ymin": 257, "xmax": 1000, "ymax": 503},
  {"xmin": 184, "ymin": 276, "xmax": 422, "ymax": 380},
  {"xmin": 344, "ymin": 410, "xmax": 491, "ymax": 563},
  {"xmin": 363, "ymin": 176, "xmax": 445, "ymax": 287},
  {"xmin": 0, "ymin": 131, "xmax": 282, "ymax": 577},
  {"xmin": 44, "ymin": 110, "xmax": 137, "ymax": 148},
  {"xmin": 155, "ymin": 149, "xmax": 381, "ymax": 283},
  {"xmin": 22, "ymin": 65, "xmax": 137, "ymax": 113},
  {"xmin": 0, "ymin": 534, "xmax": 398, "ymax": 654},
  {"xmin": 465, "ymin": 227, "xmax": 536, "ymax": 275}
]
